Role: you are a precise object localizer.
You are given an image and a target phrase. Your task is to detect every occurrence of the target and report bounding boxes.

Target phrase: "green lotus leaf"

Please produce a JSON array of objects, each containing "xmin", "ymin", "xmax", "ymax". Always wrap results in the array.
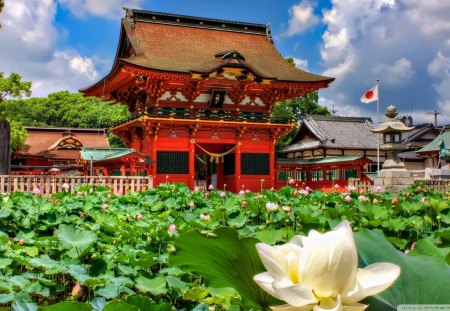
[
  {"xmin": 355, "ymin": 229, "xmax": 450, "ymax": 310},
  {"xmin": 12, "ymin": 302, "xmax": 39, "ymax": 311},
  {"xmin": 166, "ymin": 275, "xmax": 189, "ymax": 292},
  {"xmin": 89, "ymin": 258, "xmax": 107, "ymax": 276},
  {"xmin": 254, "ymin": 228, "xmax": 287, "ymax": 244},
  {"xmin": 37, "ymin": 301, "xmax": 92, "ymax": 311},
  {"xmin": 135, "ymin": 276, "xmax": 167, "ymax": 296},
  {"xmin": 94, "ymin": 283, "xmax": 134, "ymax": 299},
  {"xmin": 0, "ymin": 257, "xmax": 12, "ymax": 269},
  {"xmin": 28, "ymin": 282, "xmax": 50, "ymax": 297},
  {"xmin": 29, "ymin": 255, "xmax": 65, "ymax": 274},
  {"xmin": 0, "ymin": 293, "xmax": 14, "ymax": 303},
  {"xmin": 90, "ymin": 297, "xmax": 106, "ymax": 311},
  {"xmin": 122, "ymin": 294, "xmax": 171, "ymax": 311},
  {"xmin": 0, "ymin": 207, "xmax": 13, "ymax": 218},
  {"xmin": 103, "ymin": 300, "xmax": 138, "ymax": 311},
  {"xmin": 56, "ymin": 225, "xmax": 97, "ymax": 258},
  {"xmin": 169, "ymin": 227, "xmax": 279, "ymax": 309}
]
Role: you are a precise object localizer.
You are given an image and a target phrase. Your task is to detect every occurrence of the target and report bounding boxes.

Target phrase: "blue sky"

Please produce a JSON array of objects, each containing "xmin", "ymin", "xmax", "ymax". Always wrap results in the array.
[{"xmin": 1, "ymin": 0, "xmax": 449, "ymax": 125}]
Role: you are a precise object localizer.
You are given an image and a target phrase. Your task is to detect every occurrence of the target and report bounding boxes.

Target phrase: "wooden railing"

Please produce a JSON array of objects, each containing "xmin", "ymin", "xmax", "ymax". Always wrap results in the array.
[
  {"xmin": 414, "ymin": 179, "xmax": 449, "ymax": 192},
  {"xmin": 0, "ymin": 175, "xmax": 153, "ymax": 195}
]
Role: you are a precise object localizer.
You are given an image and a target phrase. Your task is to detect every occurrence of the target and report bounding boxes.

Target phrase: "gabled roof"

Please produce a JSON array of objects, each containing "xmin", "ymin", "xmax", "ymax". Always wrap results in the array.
[
  {"xmin": 280, "ymin": 115, "xmax": 379, "ymax": 153},
  {"xmin": 14, "ymin": 127, "xmax": 110, "ymax": 160},
  {"xmin": 79, "ymin": 148, "xmax": 149, "ymax": 163},
  {"xmin": 417, "ymin": 126, "xmax": 450, "ymax": 153},
  {"xmin": 90, "ymin": 8, "xmax": 333, "ymax": 86},
  {"xmin": 402, "ymin": 123, "xmax": 437, "ymax": 143}
]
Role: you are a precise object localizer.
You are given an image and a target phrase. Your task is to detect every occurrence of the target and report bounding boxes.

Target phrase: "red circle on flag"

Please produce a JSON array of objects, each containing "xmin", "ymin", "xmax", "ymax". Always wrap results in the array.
[{"xmin": 365, "ymin": 90, "xmax": 374, "ymax": 99}]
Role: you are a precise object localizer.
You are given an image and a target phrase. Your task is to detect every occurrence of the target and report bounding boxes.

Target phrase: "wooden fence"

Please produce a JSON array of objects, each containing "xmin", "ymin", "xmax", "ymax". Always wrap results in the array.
[
  {"xmin": 414, "ymin": 179, "xmax": 449, "ymax": 192},
  {"xmin": 0, "ymin": 175, "xmax": 153, "ymax": 196}
]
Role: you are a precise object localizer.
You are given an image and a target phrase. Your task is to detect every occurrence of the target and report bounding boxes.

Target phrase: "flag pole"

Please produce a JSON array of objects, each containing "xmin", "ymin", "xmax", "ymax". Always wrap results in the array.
[{"xmin": 377, "ymin": 79, "xmax": 380, "ymax": 172}]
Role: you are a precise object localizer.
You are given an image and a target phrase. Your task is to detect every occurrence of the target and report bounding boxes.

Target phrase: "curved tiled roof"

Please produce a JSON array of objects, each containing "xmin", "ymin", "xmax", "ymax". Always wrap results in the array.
[
  {"xmin": 117, "ymin": 9, "xmax": 333, "ymax": 83},
  {"xmin": 280, "ymin": 115, "xmax": 380, "ymax": 153}
]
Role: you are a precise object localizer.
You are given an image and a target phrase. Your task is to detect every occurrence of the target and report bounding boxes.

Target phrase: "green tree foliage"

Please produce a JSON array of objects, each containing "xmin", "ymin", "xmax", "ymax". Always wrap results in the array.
[
  {"xmin": 0, "ymin": 72, "xmax": 32, "ymax": 102},
  {"xmin": 272, "ymin": 92, "xmax": 331, "ymax": 151},
  {"xmin": 1, "ymin": 91, "xmax": 130, "ymax": 147},
  {"xmin": 0, "ymin": 72, "xmax": 32, "ymax": 152}
]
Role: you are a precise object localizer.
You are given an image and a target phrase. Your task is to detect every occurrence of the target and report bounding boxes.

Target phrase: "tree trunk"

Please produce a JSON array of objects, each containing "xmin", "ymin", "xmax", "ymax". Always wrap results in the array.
[{"xmin": 0, "ymin": 119, "xmax": 11, "ymax": 175}]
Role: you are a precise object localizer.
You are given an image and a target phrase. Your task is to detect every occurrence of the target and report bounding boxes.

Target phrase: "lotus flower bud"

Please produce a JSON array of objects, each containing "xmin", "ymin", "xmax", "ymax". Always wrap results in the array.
[
  {"xmin": 19, "ymin": 238, "xmax": 25, "ymax": 246},
  {"xmin": 33, "ymin": 188, "xmax": 41, "ymax": 195},
  {"xmin": 62, "ymin": 183, "xmax": 69, "ymax": 191},
  {"xmin": 345, "ymin": 195, "xmax": 352, "ymax": 202},
  {"xmin": 392, "ymin": 197, "xmax": 398, "ymax": 204},
  {"xmin": 136, "ymin": 214, "xmax": 143, "ymax": 221},
  {"xmin": 101, "ymin": 203, "xmax": 109, "ymax": 210},
  {"xmin": 72, "ymin": 283, "xmax": 82, "ymax": 298},
  {"xmin": 168, "ymin": 224, "xmax": 177, "ymax": 232}
]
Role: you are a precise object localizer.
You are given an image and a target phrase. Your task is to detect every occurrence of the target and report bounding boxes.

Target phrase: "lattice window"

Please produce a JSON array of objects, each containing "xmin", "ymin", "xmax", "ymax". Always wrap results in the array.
[
  {"xmin": 224, "ymin": 154, "xmax": 235, "ymax": 176},
  {"xmin": 343, "ymin": 169, "xmax": 358, "ymax": 179},
  {"xmin": 157, "ymin": 151, "xmax": 189, "ymax": 174},
  {"xmin": 295, "ymin": 171, "xmax": 308, "ymax": 181},
  {"xmin": 241, "ymin": 153, "xmax": 269, "ymax": 175},
  {"xmin": 326, "ymin": 169, "xmax": 340, "ymax": 180},
  {"xmin": 311, "ymin": 170, "xmax": 323, "ymax": 181},
  {"xmin": 278, "ymin": 170, "xmax": 292, "ymax": 181}
]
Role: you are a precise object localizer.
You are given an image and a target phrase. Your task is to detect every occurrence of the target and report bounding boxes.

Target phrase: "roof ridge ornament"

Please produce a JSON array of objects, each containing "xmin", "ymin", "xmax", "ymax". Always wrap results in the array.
[{"xmin": 214, "ymin": 50, "xmax": 246, "ymax": 62}]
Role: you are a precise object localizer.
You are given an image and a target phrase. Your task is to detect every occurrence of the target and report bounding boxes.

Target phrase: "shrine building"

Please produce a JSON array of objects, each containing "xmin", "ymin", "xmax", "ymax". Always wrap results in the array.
[{"xmin": 82, "ymin": 8, "xmax": 334, "ymax": 192}]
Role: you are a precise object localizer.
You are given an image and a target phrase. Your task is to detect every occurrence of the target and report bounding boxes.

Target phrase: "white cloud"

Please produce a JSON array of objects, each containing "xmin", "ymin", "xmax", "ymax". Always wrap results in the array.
[
  {"xmin": 373, "ymin": 58, "xmax": 414, "ymax": 84},
  {"xmin": 0, "ymin": 0, "xmax": 100, "ymax": 97},
  {"xmin": 317, "ymin": 0, "xmax": 450, "ymax": 126},
  {"xmin": 291, "ymin": 57, "xmax": 309, "ymax": 70},
  {"xmin": 56, "ymin": 0, "xmax": 144, "ymax": 19},
  {"xmin": 284, "ymin": 0, "xmax": 320, "ymax": 36}
]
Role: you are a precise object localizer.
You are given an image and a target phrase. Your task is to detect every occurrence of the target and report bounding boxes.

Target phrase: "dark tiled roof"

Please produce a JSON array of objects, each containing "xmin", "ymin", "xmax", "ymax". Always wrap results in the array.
[
  {"xmin": 402, "ymin": 123, "xmax": 437, "ymax": 143},
  {"xmin": 117, "ymin": 8, "xmax": 333, "ymax": 83},
  {"xmin": 280, "ymin": 115, "xmax": 379, "ymax": 153}
]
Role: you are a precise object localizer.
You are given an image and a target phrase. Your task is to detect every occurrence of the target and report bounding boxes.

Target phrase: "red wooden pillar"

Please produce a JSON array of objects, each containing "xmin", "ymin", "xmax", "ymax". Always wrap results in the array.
[
  {"xmin": 189, "ymin": 140, "xmax": 195, "ymax": 189},
  {"xmin": 130, "ymin": 162, "xmax": 135, "ymax": 176},
  {"xmin": 235, "ymin": 143, "xmax": 241, "ymax": 192},
  {"xmin": 269, "ymin": 142, "xmax": 275, "ymax": 190},
  {"xmin": 120, "ymin": 165, "xmax": 126, "ymax": 176},
  {"xmin": 151, "ymin": 136, "xmax": 157, "ymax": 178}
]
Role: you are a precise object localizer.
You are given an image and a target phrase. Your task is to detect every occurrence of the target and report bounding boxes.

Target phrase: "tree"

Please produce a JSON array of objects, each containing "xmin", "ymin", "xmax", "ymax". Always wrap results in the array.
[
  {"xmin": 1, "ymin": 91, "xmax": 131, "ymax": 147},
  {"xmin": 0, "ymin": 72, "xmax": 31, "ymax": 174}
]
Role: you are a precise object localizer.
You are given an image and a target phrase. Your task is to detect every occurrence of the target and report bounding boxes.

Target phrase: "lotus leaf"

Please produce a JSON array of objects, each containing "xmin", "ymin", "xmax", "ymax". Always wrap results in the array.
[
  {"xmin": 56, "ymin": 225, "xmax": 97, "ymax": 258},
  {"xmin": 355, "ymin": 229, "xmax": 450, "ymax": 309},
  {"xmin": 37, "ymin": 301, "xmax": 92, "ymax": 311},
  {"xmin": 135, "ymin": 276, "xmax": 167, "ymax": 296}
]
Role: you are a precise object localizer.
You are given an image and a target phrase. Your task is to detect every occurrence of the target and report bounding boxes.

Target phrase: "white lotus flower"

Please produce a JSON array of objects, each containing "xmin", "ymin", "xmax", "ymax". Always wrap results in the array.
[{"xmin": 254, "ymin": 221, "xmax": 400, "ymax": 311}]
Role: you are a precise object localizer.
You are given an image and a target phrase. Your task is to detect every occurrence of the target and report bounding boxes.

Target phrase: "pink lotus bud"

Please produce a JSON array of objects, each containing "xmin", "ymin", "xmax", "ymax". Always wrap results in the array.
[
  {"xmin": 19, "ymin": 238, "xmax": 25, "ymax": 246},
  {"xmin": 220, "ymin": 192, "xmax": 226, "ymax": 198},
  {"xmin": 241, "ymin": 200, "xmax": 247, "ymax": 206},
  {"xmin": 33, "ymin": 187, "xmax": 41, "ymax": 195},
  {"xmin": 101, "ymin": 203, "xmax": 109, "ymax": 210},
  {"xmin": 305, "ymin": 186, "xmax": 312, "ymax": 192},
  {"xmin": 392, "ymin": 197, "xmax": 398, "ymax": 204},
  {"xmin": 373, "ymin": 198, "xmax": 379, "ymax": 204},
  {"xmin": 288, "ymin": 178, "xmax": 295, "ymax": 185},
  {"xmin": 405, "ymin": 249, "xmax": 410, "ymax": 254},
  {"xmin": 282, "ymin": 205, "xmax": 291, "ymax": 213},
  {"xmin": 245, "ymin": 189, "xmax": 251, "ymax": 194},
  {"xmin": 334, "ymin": 184, "xmax": 340, "ymax": 189},
  {"xmin": 168, "ymin": 224, "xmax": 177, "ymax": 232},
  {"xmin": 421, "ymin": 197, "xmax": 427, "ymax": 204},
  {"xmin": 345, "ymin": 195, "xmax": 352, "ymax": 202},
  {"xmin": 107, "ymin": 193, "xmax": 111, "ymax": 199},
  {"xmin": 239, "ymin": 190, "xmax": 245, "ymax": 195},
  {"xmin": 266, "ymin": 202, "xmax": 278, "ymax": 212},
  {"xmin": 62, "ymin": 183, "xmax": 69, "ymax": 191},
  {"xmin": 270, "ymin": 187, "xmax": 275, "ymax": 191},
  {"xmin": 189, "ymin": 202, "xmax": 195, "ymax": 208},
  {"xmin": 359, "ymin": 189, "xmax": 365, "ymax": 194},
  {"xmin": 358, "ymin": 195, "xmax": 368, "ymax": 202},
  {"xmin": 411, "ymin": 241, "xmax": 416, "ymax": 250},
  {"xmin": 204, "ymin": 192, "xmax": 209, "ymax": 198},
  {"xmin": 200, "ymin": 214, "xmax": 210, "ymax": 221},
  {"xmin": 375, "ymin": 186, "xmax": 382, "ymax": 193},
  {"xmin": 136, "ymin": 214, "xmax": 143, "ymax": 221},
  {"xmin": 208, "ymin": 184, "xmax": 214, "ymax": 190},
  {"xmin": 72, "ymin": 283, "xmax": 82, "ymax": 298}
]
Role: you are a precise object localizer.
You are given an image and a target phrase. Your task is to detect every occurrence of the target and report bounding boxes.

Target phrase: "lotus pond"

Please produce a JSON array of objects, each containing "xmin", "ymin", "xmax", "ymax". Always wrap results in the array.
[{"xmin": 0, "ymin": 183, "xmax": 449, "ymax": 310}]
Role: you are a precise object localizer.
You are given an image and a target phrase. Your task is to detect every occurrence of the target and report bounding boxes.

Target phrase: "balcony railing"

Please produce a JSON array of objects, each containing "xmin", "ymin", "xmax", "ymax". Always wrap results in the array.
[
  {"xmin": 0, "ymin": 175, "xmax": 153, "ymax": 196},
  {"xmin": 111, "ymin": 108, "xmax": 293, "ymax": 127}
]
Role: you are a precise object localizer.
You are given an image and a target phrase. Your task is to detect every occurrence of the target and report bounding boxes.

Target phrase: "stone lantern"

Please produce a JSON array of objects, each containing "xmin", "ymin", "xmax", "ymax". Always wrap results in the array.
[{"xmin": 371, "ymin": 105, "xmax": 414, "ymax": 191}]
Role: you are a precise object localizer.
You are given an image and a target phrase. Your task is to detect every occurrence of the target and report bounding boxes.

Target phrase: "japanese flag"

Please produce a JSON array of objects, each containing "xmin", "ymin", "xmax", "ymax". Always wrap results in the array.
[{"xmin": 360, "ymin": 84, "xmax": 378, "ymax": 103}]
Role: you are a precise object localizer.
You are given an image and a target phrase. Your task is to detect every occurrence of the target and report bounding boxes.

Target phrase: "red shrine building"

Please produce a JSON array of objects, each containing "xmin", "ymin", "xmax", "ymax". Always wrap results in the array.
[{"xmin": 82, "ymin": 9, "xmax": 334, "ymax": 192}]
